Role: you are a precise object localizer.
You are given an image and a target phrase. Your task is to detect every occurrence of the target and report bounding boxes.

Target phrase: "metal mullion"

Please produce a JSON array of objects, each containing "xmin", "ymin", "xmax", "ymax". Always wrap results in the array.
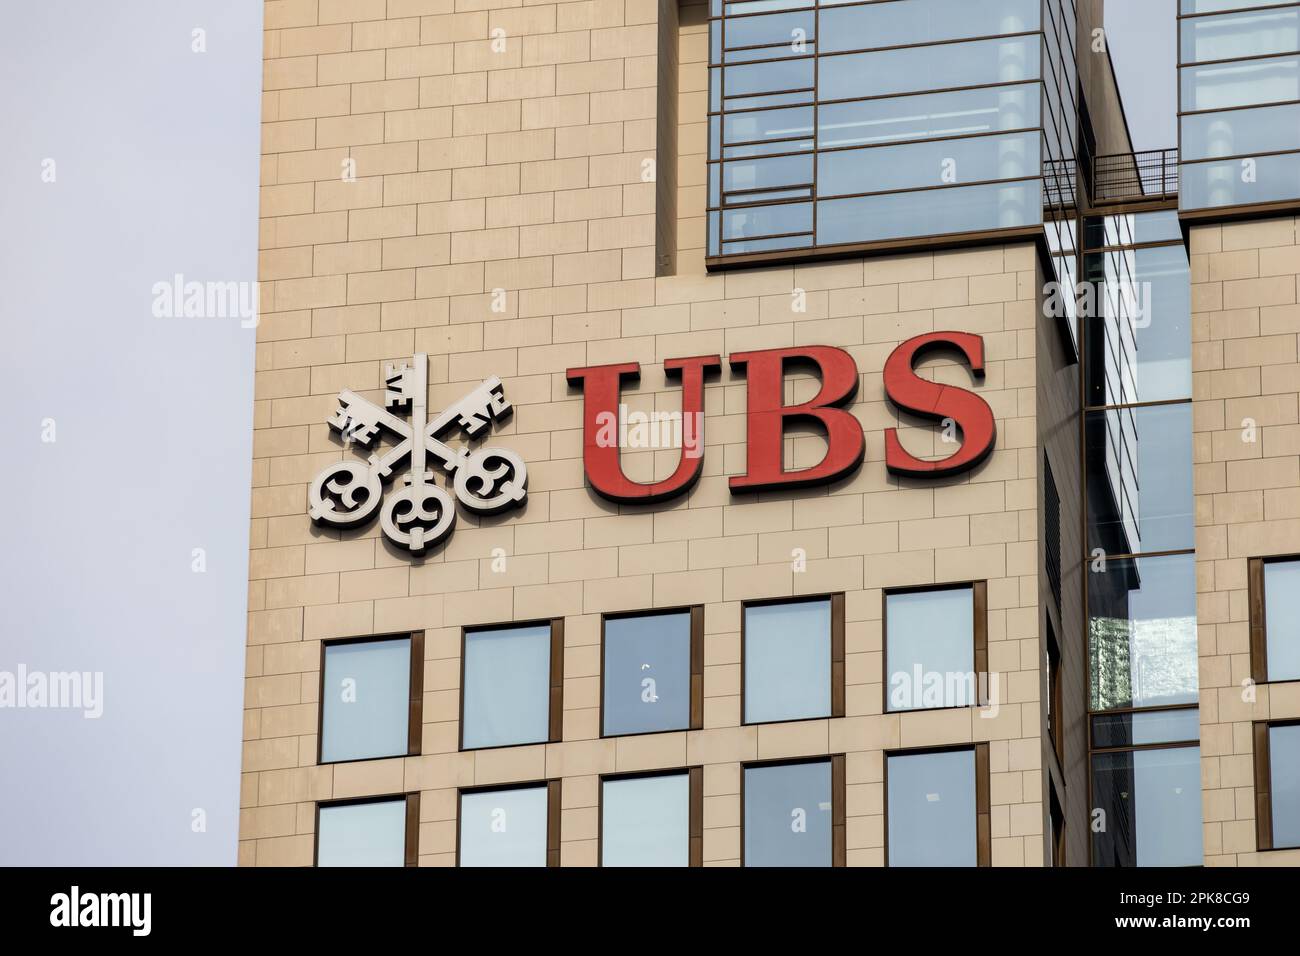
[
  {"xmin": 712, "ymin": 146, "xmax": 813, "ymax": 163},
  {"xmin": 1178, "ymin": 47, "xmax": 1300, "ymax": 69},
  {"xmin": 1081, "ymin": 239, "xmax": 1186, "ymax": 255},
  {"xmin": 815, "ymin": 28, "xmax": 1043, "ymax": 58},
  {"xmin": 1179, "ymin": 96, "xmax": 1300, "ymax": 118},
  {"xmin": 1178, "ymin": 0, "xmax": 1300, "ymax": 19},
  {"xmin": 1083, "ymin": 547, "xmax": 1196, "ymax": 563},
  {"xmin": 812, "ymin": 0, "xmax": 819, "ymax": 246},
  {"xmin": 1181, "ymin": 146, "xmax": 1300, "ymax": 164},
  {"xmin": 815, "ymin": 76, "xmax": 1040, "ymax": 106},
  {"xmin": 721, "ymin": 228, "xmax": 814, "ymax": 243},
  {"xmin": 722, "ymin": 133, "xmax": 813, "ymax": 149},
  {"xmin": 817, "ymin": 126, "xmax": 1042, "ymax": 155},
  {"xmin": 726, "ymin": 182, "xmax": 814, "ymax": 196},
  {"xmin": 818, "ymin": 173, "xmax": 1043, "ymax": 203}
]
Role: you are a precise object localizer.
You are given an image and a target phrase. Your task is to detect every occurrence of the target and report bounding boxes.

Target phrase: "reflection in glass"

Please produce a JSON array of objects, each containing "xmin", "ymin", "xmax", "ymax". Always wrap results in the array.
[
  {"xmin": 1091, "ymin": 708, "xmax": 1200, "ymax": 749},
  {"xmin": 819, "ymin": 0, "xmax": 1038, "ymax": 52},
  {"xmin": 462, "ymin": 624, "xmax": 551, "ymax": 750},
  {"xmin": 317, "ymin": 799, "xmax": 405, "ymax": 867},
  {"xmin": 1271, "ymin": 724, "xmax": 1300, "ymax": 849},
  {"xmin": 1181, "ymin": 54, "xmax": 1300, "ymax": 112},
  {"xmin": 744, "ymin": 599, "xmax": 830, "ymax": 724},
  {"xmin": 601, "ymin": 774, "xmax": 690, "ymax": 866},
  {"xmin": 886, "ymin": 587, "xmax": 976, "ymax": 712},
  {"xmin": 818, "ymin": 131, "xmax": 1039, "ymax": 196},
  {"xmin": 1181, "ymin": 153, "xmax": 1300, "ymax": 209},
  {"xmin": 817, "ymin": 179, "xmax": 1040, "ymax": 246},
  {"xmin": 819, "ymin": 35, "xmax": 1041, "ymax": 101},
  {"xmin": 603, "ymin": 612, "xmax": 692, "ymax": 736},
  {"xmin": 459, "ymin": 786, "xmax": 548, "ymax": 867},
  {"xmin": 1182, "ymin": 103, "xmax": 1300, "ymax": 161},
  {"xmin": 887, "ymin": 750, "xmax": 977, "ymax": 867},
  {"xmin": 744, "ymin": 761, "xmax": 832, "ymax": 866},
  {"xmin": 1265, "ymin": 560, "xmax": 1300, "ymax": 682},
  {"xmin": 1180, "ymin": 8, "xmax": 1300, "ymax": 64},
  {"xmin": 818, "ymin": 84, "xmax": 1038, "ymax": 148},
  {"xmin": 320, "ymin": 638, "xmax": 410, "ymax": 764},
  {"xmin": 1091, "ymin": 746, "xmax": 1203, "ymax": 866},
  {"xmin": 1088, "ymin": 555, "xmax": 1199, "ymax": 712}
]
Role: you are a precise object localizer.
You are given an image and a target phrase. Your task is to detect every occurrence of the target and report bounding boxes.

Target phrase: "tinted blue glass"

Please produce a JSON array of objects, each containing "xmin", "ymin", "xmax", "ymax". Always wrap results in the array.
[
  {"xmin": 1092, "ymin": 746, "xmax": 1203, "ymax": 866},
  {"xmin": 459, "ymin": 786, "xmax": 548, "ymax": 866},
  {"xmin": 819, "ymin": 35, "xmax": 1040, "ymax": 101},
  {"xmin": 818, "ymin": 84, "xmax": 1039, "ymax": 148},
  {"xmin": 722, "ymin": 234, "xmax": 815, "ymax": 253},
  {"xmin": 886, "ymin": 587, "xmax": 976, "ymax": 712},
  {"xmin": 722, "ymin": 201, "xmax": 813, "ymax": 240},
  {"xmin": 819, "ymin": 0, "xmax": 1038, "ymax": 52},
  {"xmin": 1265, "ymin": 560, "xmax": 1300, "ymax": 682},
  {"xmin": 1183, "ymin": 0, "xmax": 1297, "ymax": 12},
  {"xmin": 320, "ymin": 638, "xmax": 410, "ymax": 764},
  {"xmin": 462, "ymin": 624, "xmax": 551, "ymax": 750},
  {"xmin": 723, "ymin": 106, "xmax": 814, "ymax": 145},
  {"xmin": 818, "ymin": 131, "xmax": 1040, "ymax": 196},
  {"xmin": 743, "ymin": 761, "xmax": 832, "ymax": 866},
  {"xmin": 601, "ymin": 774, "xmax": 690, "ymax": 866},
  {"xmin": 317, "ymin": 800, "xmax": 405, "ymax": 867},
  {"xmin": 1181, "ymin": 153, "xmax": 1300, "ymax": 209},
  {"xmin": 724, "ymin": 155, "xmax": 813, "ymax": 195},
  {"xmin": 727, "ymin": 0, "xmax": 812, "ymax": 12},
  {"xmin": 722, "ymin": 10, "xmax": 814, "ymax": 50},
  {"xmin": 743, "ymin": 599, "xmax": 830, "ymax": 723},
  {"xmin": 817, "ymin": 179, "xmax": 1041, "ymax": 245},
  {"xmin": 1272, "ymin": 724, "xmax": 1300, "ymax": 849},
  {"xmin": 722, "ymin": 56, "xmax": 813, "ymax": 96},
  {"xmin": 887, "ymin": 750, "xmax": 977, "ymax": 867},
  {"xmin": 1180, "ymin": 8, "xmax": 1300, "ymax": 63},
  {"xmin": 1181, "ymin": 54, "xmax": 1300, "ymax": 111},
  {"xmin": 603, "ymin": 612, "xmax": 692, "ymax": 736},
  {"xmin": 1182, "ymin": 103, "xmax": 1300, "ymax": 160},
  {"xmin": 1091, "ymin": 708, "xmax": 1201, "ymax": 748}
]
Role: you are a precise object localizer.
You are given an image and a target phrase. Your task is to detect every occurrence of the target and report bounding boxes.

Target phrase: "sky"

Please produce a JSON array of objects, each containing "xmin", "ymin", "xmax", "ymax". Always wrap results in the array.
[
  {"xmin": 0, "ymin": 1, "xmax": 1180, "ymax": 866},
  {"xmin": 0, "ymin": 2, "xmax": 261, "ymax": 864}
]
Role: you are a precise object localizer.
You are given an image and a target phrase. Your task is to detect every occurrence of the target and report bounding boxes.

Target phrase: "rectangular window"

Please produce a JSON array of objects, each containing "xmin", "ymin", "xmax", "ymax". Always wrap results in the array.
[
  {"xmin": 1047, "ymin": 620, "xmax": 1063, "ymax": 764},
  {"xmin": 461, "ymin": 621, "xmax": 561, "ymax": 751},
  {"xmin": 1250, "ymin": 556, "xmax": 1300, "ymax": 683},
  {"xmin": 320, "ymin": 634, "xmax": 421, "ymax": 764},
  {"xmin": 742, "ymin": 757, "xmax": 844, "ymax": 867},
  {"xmin": 1181, "ymin": 152, "xmax": 1300, "ymax": 209},
  {"xmin": 1046, "ymin": 455, "xmax": 1062, "ymax": 614},
  {"xmin": 1256, "ymin": 722, "xmax": 1300, "ymax": 850},
  {"xmin": 885, "ymin": 584, "xmax": 985, "ymax": 713},
  {"xmin": 316, "ymin": 795, "xmax": 417, "ymax": 867},
  {"xmin": 818, "ymin": 0, "xmax": 1039, "ymax": 52},
  {"xmin": 886, "ymin": 746, "xmax": 989, "ymax": 867},
  {"xmin": 743, "ymin": 596, "xmax": 842, "ymax": 724},
  {"xmin": 458, "ymin": 781, "xmax": 560, "ymax": 867},
  {"xmin": 602, "ymin": 608, "xmax": 703, "ymax": 737},
  {"xmin": 1180, "ymin": 7, "xmax": 1300, "ymax": 64},
  {"xmin": 1091, "ymin": 745, "xmax": 1203, "ymax": 866},
  {"xmin": 1181, "ymin": 54, "xmax": 1300, "ymax": 112},
  {"xmin": 600, "ymin": 769, "xmax": 702, "ymax": 867},
  {"xmin": 1182, "ymin": 102, "xmax": 1300, "ymax": 161}
]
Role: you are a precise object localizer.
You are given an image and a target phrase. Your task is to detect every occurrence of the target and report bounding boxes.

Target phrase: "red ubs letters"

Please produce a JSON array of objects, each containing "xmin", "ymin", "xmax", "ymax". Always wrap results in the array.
[{"xmin": 566, "ymin": 331, "xmax": 996, "ymax": 505}]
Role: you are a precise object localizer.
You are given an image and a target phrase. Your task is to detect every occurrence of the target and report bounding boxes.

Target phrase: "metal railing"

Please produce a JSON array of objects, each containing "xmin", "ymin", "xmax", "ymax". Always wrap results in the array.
[{"xmin": 1091, "ymin": 148, "xmax": 1179, "ymax": 204}]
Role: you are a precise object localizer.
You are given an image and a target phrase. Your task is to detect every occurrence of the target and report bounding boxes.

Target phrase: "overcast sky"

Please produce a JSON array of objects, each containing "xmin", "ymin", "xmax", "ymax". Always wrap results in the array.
[{"xmin": 0, "ymin": 1, "xmax": 1179, "ymax": 866}]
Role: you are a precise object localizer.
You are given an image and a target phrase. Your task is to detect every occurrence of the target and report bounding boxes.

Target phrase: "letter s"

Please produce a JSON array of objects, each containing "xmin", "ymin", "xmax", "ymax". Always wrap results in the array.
[{"xmin": 883, "ymin": 331, "xmax": 996, "ymax": 477}]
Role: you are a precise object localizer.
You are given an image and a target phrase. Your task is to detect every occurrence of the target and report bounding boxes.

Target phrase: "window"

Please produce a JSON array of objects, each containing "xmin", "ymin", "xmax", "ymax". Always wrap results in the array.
[
  {"xmin": 1046, "ymin": 455, "xmax": 1062, "ymax": 614},
  {"xmin": 1050, "ymin": 785, "xmax": 1066, "ymax": 867},
  {"xmin": 743, "ymin": 596, "xmax": 842, "ymax": 724},
  {"xmin": 316, "ymin": 795, "xmax": 415, "ymax": 867},
  {"xmin": 1256, "ymin": 722, "xmax": 1300, "ymax": 851},
  {"xmin": 602, "ymin": 608, "xmax": 702, "ymax": 737},
  {"xmin": 458, "ymin": 781, "xmax": 559, "ymax": 867},
  {"xmin": 885, "ymin": 584, "xmax": 985, "ymax": 712},
  {"xmin": 1047, "ymin": 620, "xmax": 1063, "ymax": 764},
  {"xmin": 601, "ymin": 770, "xmax": 701, "ymax": 867},
  {"xmin": 320, "ymin": 634, "xmax": 420, "ymax": 764},
  {"xmin": 1249, "ymin": 556, "xmax": 1300, "ymax": 683},
  {"xmin": 886, "ymin": 746, "xmax": 988, "ymax": 867},
  {"xmin": 742, "ymin": 758, "xmax": 843, "ymax": 867},
  {"xmin": 461, "ymin": 621, "xmax": 561, "ymax": 750}
]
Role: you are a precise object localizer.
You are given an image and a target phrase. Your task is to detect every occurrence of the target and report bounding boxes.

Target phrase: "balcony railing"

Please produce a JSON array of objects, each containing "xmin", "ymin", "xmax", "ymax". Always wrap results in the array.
[{"xmin": 1091, "ymin": 149, "xmax": 1179, "ymax": 204}]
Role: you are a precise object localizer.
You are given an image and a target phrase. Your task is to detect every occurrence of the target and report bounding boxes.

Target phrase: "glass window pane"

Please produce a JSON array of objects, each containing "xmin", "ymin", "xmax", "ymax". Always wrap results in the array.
[
  {"xmin": 819, "ymin": 131, "xmax": 1040, "ymax": 197},
  {"xmin": 1265, "ymin": 560, "xmax": 1300, "ymax": 681},
  {"xmin": 744, "ymin": 599, "xmax": 831, "ymax": 723},
  {"xmin": 886, "ymin": 587, "xmax": 976, "ymax": 712},
  {"xmin": 723, "ymin": 154, "xmax": 814, "ymax": 194},
  {"xmin": 721, "ymin": 233, "xmax": 815, "ymax": 254},
  {"xmin": 1183, "ymin": 0, "xmax": 1298, "ymax": 13},
  {"xmin": 462, "ymin": 624, "xmax": 551, "ymax": 750},
  {"xmin": 1091, "ymin": 746, "xmax": 1203, "ymax": 866},
  {"xmin": 819, "ymin": 0, "xmax": 1039, "ymax": 53},
  {"xmin": 723, "ymin": 106, "xmax": 814, "ymax": 147},
  {"xmin": 1181, "ymin": 152, "xmax": 1300, "ymax": 210},
  {"xmin": 1091, "ymin": 708, "xmax": 1201, "ymax": 748},
  {"xmin": 743, "ymin": 761, "xmax": 832, "ymax": 866},
  {"xmin": 459, "ymin": 786, "xmax": 548, "ymax": 866},
  {"xmin": 603, "ymin": 612, "xmax": 692, "ymax": 736},
  {"xmin": 1089, "ymin": 554, "xmax": 1200, "ymax": 712},
  {"xmin": 1271, "ymin": 724, "xmax": 1300, "ymax": 849},
  {"xmin": 1182, "ymin": 103, "xmax": 1300, "ymax": 160},
  {"xmin": 320, "ymin": 638, "xmax": 410, "ymax": 764},
  {"xmin": 601, "ymin": 774, "xmax": 690, "ymax": 866},
  {"xmin": 817, "ymin": 179, "xmax": 1042, "ymax": 246},
  {"xmin": 819, "ymin": 35, "xmax": 1041, "ymax": 101},
  {"xmin": 887, "ymin": 750, "xmax": 977, "ymax": 867},
  {"xmin": 721, "ymin": 56, "xmax": 813, "ymax": 97},
  {"xmin": 317, "ymin": 799, "xmax": 405, "ymax": 867},
  {"xmin": 722, "ymin": 10, "xmax": 815, "ymax": 50},
  {"xmin": 1182, "ymin": 54, "xmax": 1300, "ymax": 112},
  {"xmin": 818, "ymin": 84, "xmax": 1039, "ymax": 148},
  {"xmin": 1085, "ymin": 403, "xmax": 1194, "ymax": 555},
  {"xmin": 722, "ymin": 201, "xmax": 812, "ymax": 241},
  {"xmin": 1095, "ymin": 211, "xmax": 1183, "ymax": 246},
  {"xmin": 1180, "ymin": 8, "xmax": 1300, "ymax": 64}
]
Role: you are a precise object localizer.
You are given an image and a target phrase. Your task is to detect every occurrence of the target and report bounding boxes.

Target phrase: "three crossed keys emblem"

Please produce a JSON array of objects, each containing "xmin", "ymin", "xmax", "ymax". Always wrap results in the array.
[{"xmin": 308, "ymin": 353, "xmax": 527, "ymax": 554}]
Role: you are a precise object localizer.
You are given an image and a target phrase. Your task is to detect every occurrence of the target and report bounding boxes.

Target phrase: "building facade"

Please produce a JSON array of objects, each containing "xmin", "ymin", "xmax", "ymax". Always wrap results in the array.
[{"xmin": 241, "ymin": 0, "xmax": 1300, "ymax": 866}]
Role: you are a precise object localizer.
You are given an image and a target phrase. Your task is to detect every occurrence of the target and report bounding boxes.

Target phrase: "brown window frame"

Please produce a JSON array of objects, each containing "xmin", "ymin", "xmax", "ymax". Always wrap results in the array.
[
  {"xmin": 739, "ymin": 593, "xmax": 845, "ymax": 727},
  {"xmin": 458, "ymin": 618, "xmax": 564, "ymax": 753},
  {"xmin": 881, "ymin": 581, "xmax": 988, "ymax": 715},
  {"xmin": 313, "ymin": 792, "xmax": 420, "ymax": 868},
  {"xmin": 1249, "ymin": 554, "xmax": 1300, "ymax": 685},
  {"xmin": 316, "ymin": 631, "xmax": 425, "ymax": 766},
  {"xmin": 599, "ymin": 606, "xmax": 704, "ymax": 738},
  {"xmin": 455, "ymin": 779, "xmax": 563, "ymax": 868},
  {"xmin": 883, "ymin": 742, "xmax": 992, "ymax": 867},
  {"xmin": 597, "ymin": 767, "xmax": 704, "ymax": 867},
  {"xmin": 739, "ymin": 754, "xmax": 847, "ymax": 868},
  {"xmin": 1254, "ymin": 718, "xmax": 1300, "ymax": 852}
]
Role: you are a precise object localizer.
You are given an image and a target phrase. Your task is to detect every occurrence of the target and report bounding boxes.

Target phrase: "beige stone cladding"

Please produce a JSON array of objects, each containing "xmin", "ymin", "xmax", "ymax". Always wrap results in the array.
[
  {"xmin": 1190, "ymin": 215, "xmax": 1300, "ymax": 867},
  {"xmin": 244, "ymin": 0, "xmax": 1047, "ymax": 866}
]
